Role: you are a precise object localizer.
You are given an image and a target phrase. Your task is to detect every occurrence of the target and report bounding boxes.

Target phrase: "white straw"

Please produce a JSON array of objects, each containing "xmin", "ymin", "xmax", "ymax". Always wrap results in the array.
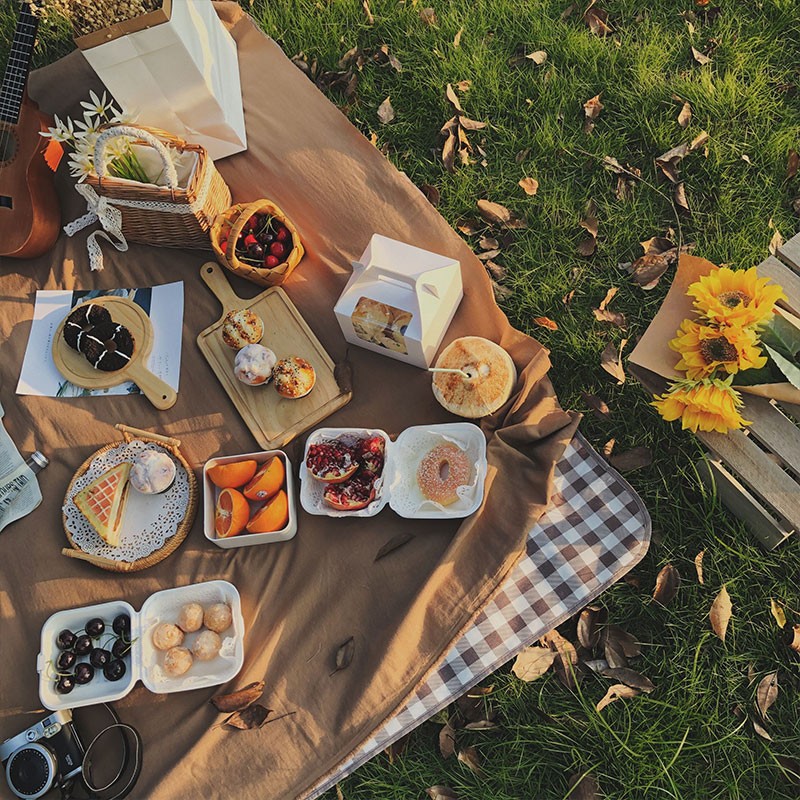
[{"xmin": 428, "ymin": 367, "xmax": 470, "ymax": 378}]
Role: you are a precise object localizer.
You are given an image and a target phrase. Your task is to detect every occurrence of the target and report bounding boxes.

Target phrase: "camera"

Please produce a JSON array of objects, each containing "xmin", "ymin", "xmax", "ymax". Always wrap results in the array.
[{"xmin": 0, "ymin": 710, "xmax": 84, "ymax": 799}]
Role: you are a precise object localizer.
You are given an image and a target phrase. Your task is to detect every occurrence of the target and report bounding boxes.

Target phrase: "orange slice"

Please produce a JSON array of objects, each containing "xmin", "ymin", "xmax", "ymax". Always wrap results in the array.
[
  {"xmin": 215, "ymin": 488, "xmax": 250, "ymax": 538},
  {"xmin": 243, "ymin": 456, "xmax": 285, "ymax": 501},
  {"xmin": 207, "ymin": 459, "xmax": 258, "ymax": 489},
  {"xmin": 246, "ymin": 490, "xmax": 289, "ymax": 533}
]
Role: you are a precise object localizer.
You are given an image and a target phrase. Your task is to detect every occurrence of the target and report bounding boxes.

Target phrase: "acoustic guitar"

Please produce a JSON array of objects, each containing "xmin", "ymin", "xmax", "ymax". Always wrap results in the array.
[{"xmin": 0, "ymin": 1, "xmax": 61, "ymax": 259}]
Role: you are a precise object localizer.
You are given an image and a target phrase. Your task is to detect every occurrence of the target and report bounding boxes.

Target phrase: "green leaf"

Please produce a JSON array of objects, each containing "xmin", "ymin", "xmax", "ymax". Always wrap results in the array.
[
  {"xmin": 764, "ymin": 344, "xmax": 800, "ymax": 390},
  {"xmin": 732, "ymin": 363, "xmax": 782, "ymax": 386},
  {"xmin": 761, "ymin": 316, "xmax": 800, "ymax": 359}
]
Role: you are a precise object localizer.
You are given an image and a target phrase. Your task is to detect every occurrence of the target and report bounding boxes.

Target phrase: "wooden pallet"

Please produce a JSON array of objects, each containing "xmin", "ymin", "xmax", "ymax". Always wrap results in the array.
[{"xmin": 632, "ymin": 232, "xmax": 800, "ymax": 551}]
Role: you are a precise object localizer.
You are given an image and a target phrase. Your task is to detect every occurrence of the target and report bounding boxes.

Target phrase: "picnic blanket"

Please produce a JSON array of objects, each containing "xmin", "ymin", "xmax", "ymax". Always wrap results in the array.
[{"xmin": 0, "ymin": 5, "xmax": 582, "ymax": 798}]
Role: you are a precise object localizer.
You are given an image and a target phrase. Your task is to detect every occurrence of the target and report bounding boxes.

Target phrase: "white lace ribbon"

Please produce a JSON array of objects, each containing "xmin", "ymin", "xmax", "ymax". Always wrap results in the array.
[{"xmin": 63, "ymin": 183, "xmax": 129, "ymax": 272}]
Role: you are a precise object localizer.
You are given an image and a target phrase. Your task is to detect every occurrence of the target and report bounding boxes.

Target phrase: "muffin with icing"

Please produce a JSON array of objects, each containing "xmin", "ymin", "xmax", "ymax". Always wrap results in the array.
[
  {"xmin": 221, "ymin": 309, "xmax": 264, "ymax": 350},
  {"xmin": 234, "ymin": 344, "xmax": 277, "ymax": 386},
  {"xmin": 273, "ymin": 357, "xmax": 315, "ymax": 399},
  {"xmin": 130, "ymin": 450, "xmax": 177, "ymax": 495}
]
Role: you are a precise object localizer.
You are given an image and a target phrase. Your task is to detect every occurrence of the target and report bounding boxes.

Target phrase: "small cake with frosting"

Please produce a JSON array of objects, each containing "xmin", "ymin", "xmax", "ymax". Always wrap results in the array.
[
  {"xmin": 130, "ymin": 450, "xmax": 177, "ymax": 494},
  {"xmin": 221, "ymin": 309, "xmax": 264, "ymax": 350},
  {"xmin": 234, "ymin": 344, "xmax": 277, "ymax": 386},
  {"xmin": 273, "ymin": 357, "xmax": 315, "ymax": 399}
]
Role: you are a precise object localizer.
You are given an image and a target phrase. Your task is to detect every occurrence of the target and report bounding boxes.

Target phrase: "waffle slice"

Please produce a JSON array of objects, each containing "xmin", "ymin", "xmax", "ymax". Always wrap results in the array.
[{"xmin": 74, "ymin": 462, "xmax": 132, "ymax": 547}]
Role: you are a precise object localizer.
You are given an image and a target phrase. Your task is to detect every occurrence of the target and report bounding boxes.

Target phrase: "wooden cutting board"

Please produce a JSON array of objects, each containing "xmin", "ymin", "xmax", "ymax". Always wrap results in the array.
[
  {"xmin": 51, "ymin": 296, "xmax": 177, "ymax": 410},
  {"xmin": 197, "ymin": 262, "xmax": 352, "ymax": 450}
]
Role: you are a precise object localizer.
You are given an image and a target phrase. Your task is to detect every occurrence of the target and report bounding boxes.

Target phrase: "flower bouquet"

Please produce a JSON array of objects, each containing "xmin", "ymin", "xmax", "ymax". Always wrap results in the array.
[{"xmin": 629, "ymin": 254, "xmax": 800, "ymax": 434}]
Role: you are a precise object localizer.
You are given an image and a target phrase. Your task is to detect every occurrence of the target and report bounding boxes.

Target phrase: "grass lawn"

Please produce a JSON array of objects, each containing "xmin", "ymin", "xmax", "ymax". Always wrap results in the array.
[{"xmin": 4, "ymin": 0, "xmax": 800, "ymax": 797}]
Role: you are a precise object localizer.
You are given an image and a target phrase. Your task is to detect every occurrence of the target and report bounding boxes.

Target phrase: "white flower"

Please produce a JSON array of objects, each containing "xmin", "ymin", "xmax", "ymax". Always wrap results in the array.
[
  {"xmin": 80, "ymin": 90, "xmax": 111, "ymax": 118},
  {"xmin": 67, "ymin": 152, "xmax": 94, "ymax": 182},
  {"xmin": 108, "ymin": 106, "xmax": 138, "ymax": 125},
  {"xmin": 40, "ymin": 114, "xmax": 75, "ymax": 142},
  {"xmin": 104, "ymin": 136, "xmax": 134, "ymax": 159},
  {"xmin": 75, "ymin": 112, "xmax": 102, "ymax": 138}
]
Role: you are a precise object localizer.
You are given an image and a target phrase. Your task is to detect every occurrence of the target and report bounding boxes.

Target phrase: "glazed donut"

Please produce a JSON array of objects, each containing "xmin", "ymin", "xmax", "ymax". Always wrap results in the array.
[
  {"xmin": 79, "ymin": 322, "xmax": 135, "ymax": 372},
  {"xmin": 416, "ymin": 443, "xmax": 472, "ymax": 506},
  {"xmin": 63, "ymin": 302, "xmax": 112, "ymax": 351}
]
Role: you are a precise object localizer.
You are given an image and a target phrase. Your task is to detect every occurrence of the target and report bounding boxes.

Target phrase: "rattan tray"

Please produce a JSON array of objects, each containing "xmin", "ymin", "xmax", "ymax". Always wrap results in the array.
[{"xmin": 61, "ymin": 424, "xmax": 198, "ymax": 572}]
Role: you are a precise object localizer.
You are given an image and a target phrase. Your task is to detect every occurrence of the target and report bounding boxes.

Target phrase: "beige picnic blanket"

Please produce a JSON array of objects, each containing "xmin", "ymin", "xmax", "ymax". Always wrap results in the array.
[{"xmin": 0, "ymin": 5, "xmax": 579, "ymax": 797}]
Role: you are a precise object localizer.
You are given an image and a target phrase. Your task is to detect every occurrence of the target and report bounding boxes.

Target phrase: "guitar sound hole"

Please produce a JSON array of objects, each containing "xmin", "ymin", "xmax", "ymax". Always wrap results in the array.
[
  {"xmin": 0, "ymin": 126, "xmax": 18, "ymax": 166},
  {"xmin": 0, "ymin": 196, "xmax": 11, "ymax": 209}
]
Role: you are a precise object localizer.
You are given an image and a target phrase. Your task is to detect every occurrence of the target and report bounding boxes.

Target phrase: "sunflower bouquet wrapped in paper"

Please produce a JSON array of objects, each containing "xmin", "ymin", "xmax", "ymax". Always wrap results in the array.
[{"xmin": 629, "ymin": 255, "xmax": 800, "ymax": 434}]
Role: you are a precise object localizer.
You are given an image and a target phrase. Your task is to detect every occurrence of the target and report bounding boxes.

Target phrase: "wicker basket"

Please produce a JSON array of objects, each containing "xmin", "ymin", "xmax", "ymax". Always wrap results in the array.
[
  {"xmin": 61, "ymin": 425, "xmax": 199, "ymax": 573},
  {"xmin": 85, "ymin": 124, "xmax": 231, "ymax": 251},
  {"xmin": 210, "ymin": 199, "xmax": 304, "ymax": 287}
]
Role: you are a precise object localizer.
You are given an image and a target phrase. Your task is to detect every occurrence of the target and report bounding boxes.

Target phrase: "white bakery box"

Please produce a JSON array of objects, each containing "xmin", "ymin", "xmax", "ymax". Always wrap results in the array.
[
  {"xmin": 203, "ymin": 450, "xmax": 297, "ymax": 548},
  {"xmin": 299, "ymin": 423, "xmax": 487, "ymax": 519},
  {"xmin": 38, "ymin": 580, "xmax": 244, "ymax": 711},
  {"xmin": 334, "ymin": 234, "xmax": 464, "ymax": 368}
]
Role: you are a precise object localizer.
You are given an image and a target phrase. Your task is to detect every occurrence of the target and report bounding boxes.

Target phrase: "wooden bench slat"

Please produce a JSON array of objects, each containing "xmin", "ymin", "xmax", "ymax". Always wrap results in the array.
[
  {"xmin": 696, "ymin": 427, "xmax": 800, "ymax": 531},
  {"xmin": 695, "ymin": 458, "xmax": 793, "ymax": 550},
  {"xmin": 743, "ymin": 395, "xmax": 800, "ymax": 477},
  {"xmin": 757, "ymin": 255, "xmax": 800, "ymax": 317},
  {"xmin": 778, "ymin": 232, "xmax": 800, "ymax": 272}
]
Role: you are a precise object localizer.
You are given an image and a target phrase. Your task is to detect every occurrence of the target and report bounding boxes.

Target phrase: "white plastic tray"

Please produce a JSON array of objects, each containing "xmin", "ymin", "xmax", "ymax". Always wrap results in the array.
[
  {"xmin": 203, "ymin": 450, "xmax": 297, "ymax": 548},
  {"xmin": 38, "ymin": 580, "xmax": 244, "ymax": 711},
  {"xmin": 299, "ymin": 423, "xmax": 487, "ymax": 519}
]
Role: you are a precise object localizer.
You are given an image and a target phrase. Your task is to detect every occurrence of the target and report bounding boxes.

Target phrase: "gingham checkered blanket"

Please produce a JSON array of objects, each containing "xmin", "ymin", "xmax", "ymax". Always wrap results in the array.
[{"xmin": 310, "ymin": 432, "xmax": 651, "ymax": 796}]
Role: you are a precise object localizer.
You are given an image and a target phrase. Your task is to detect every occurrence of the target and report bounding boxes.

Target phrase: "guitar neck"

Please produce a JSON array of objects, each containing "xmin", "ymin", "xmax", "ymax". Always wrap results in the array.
[{"xmin": 0, "ymin": 2, "xmax": 39, "ymax": 125}]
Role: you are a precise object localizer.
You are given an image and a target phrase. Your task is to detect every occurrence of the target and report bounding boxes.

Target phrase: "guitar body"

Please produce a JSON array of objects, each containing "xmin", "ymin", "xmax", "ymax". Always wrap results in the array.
[{"xmin": 0, "ymin": 93, "xmax": 61, "ymax": 259}]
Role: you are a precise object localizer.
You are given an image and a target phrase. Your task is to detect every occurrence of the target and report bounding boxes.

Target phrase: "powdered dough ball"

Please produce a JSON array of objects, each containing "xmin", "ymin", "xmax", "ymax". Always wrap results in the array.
[
  {"xmin": 163, "ymin": 646, "xmax": 193, "ymax": 677},
  {"xmin": 177, "ymin": 602, "xmax": 204, "ymax": 633},
  {"xmin": 130, "ymin": 449, "xmax": 176, "ymax": 495},
  {"xmin": 192, "ymin": 630, "xmax": 222, "ymax": 661},
  {"xmin": 152, "ymin": 623, "xmax": 184, "ymax": 651},
  {"xmin": 222, "ymin": 309, "xmax": 264, "ymax": 350},
  {"xmin": 432, "ymin": 337, "xmax": 517, "ymax": 418},
  {"xmin": 204, "ymin": 603, "xmax": 233, "ymax": 633},
  {"xmin": 234, "ymin": 344, "xmax": 277, "ymax": 386}
]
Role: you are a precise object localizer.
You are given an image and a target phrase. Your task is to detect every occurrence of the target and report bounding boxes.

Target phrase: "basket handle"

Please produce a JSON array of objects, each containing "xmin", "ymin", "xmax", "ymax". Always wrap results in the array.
[
  {"xmin": 115, "ymin": 424, "xmax": 182, "ymax": 450},
  {"xmin": 94, "ymin": 125, "xmax": 180, "ymax": 189}
]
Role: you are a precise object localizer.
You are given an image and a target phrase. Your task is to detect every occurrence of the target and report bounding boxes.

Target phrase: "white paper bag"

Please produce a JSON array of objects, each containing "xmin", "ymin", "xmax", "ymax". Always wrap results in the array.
[{"xmin": 78, "ymin": 0, "xmax": 246, "ymax": 161}]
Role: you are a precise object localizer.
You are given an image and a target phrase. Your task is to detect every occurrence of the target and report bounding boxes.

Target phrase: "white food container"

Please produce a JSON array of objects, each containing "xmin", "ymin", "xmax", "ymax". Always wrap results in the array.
[
  {"xmin": 203, "ymin": 450, "xmax": 297, "ymax": 548},
  {"xmin": 38, "ymin": 580, "xmax": 244, "ymax": 711},
  {"xmin": 333, "ymin": 234, "xmax": 464, "ymax": 368},
  {"xmin": 299, "ymin": 424, "xmax": 487, "ymax": 519}
]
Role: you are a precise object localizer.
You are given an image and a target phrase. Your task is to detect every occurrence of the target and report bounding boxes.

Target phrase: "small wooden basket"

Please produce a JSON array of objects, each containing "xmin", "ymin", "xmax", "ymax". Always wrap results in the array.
[
  {"xmin": 61, "ymin": 424, "xmax": 199, "ymax": 572},
  {"xmin": 86, "ymin": 124, "xmax": 231, "ymax": 250},
  {"xmin": 210, "ymin": 199, "xmax": 304, "ymax": 287}
]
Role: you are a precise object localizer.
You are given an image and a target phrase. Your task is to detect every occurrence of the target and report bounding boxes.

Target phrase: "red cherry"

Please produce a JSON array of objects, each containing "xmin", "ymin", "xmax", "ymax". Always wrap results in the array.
[
  {"xmin": 275, "ymin": 227, "xmax": 290, "ymax": 242},
  {"xmin": 248, "ymin": 215, "xmax": 258, "ymax": 230},
  {"xmin": 269, "ymin": 242, "xmax": 287, "ymax": 258},
  {"xmin": 220, "ymin": 240, "xmax": 228, "ymax": 254},
  {"xmin": 244, "ymin": 234, "xmax": 258, "ymax": 248},
  {"xmin": 265, "ymin": 254, "xmax": 280, "ymax": 268}
]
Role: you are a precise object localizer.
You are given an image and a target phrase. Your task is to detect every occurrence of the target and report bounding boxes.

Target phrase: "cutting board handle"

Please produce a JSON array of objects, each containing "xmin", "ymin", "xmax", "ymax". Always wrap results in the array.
[
  {"xmin": 126, "ymin": 362, "xmax": 178, "ymax": 411},
  {"xmin": 200, "ymin": 261, "xmax": 243, "ymax": 318}
]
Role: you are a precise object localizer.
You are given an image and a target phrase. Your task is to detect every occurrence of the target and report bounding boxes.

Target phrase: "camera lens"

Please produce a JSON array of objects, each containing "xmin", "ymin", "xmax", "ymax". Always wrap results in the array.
[{"xmin": 5, "ymin": 744, "xmax": 56, "ymax": 799}]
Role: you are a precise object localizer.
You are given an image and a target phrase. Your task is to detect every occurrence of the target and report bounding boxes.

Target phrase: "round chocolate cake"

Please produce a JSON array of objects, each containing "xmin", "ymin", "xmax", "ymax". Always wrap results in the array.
[
  {"xmin": 62, "ymin": 303, "xmax": 112, "ymax": 351},
  {"xmin": 78, "ymin": 322, "xmax": 135, "ymax": 372}
]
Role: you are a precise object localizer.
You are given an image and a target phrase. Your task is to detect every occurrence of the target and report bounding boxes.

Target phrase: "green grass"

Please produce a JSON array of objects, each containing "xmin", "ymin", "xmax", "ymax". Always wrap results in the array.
[{"xmin": 4, "ymin": 0, "xmax": 800, "ymax": 797}]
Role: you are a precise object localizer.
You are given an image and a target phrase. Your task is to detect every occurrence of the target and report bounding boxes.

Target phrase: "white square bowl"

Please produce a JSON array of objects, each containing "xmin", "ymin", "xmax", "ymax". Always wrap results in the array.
[{"xmin": 203, "ymin": 450, "xmax": 297, "ymax": 548}]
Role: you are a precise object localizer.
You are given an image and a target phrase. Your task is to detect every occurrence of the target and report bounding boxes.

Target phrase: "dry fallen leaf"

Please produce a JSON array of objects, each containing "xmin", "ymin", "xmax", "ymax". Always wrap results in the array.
[
  {"xmin": 582, "ymin": 392, "xmax": 610, "ymax": 417},
  {"xmin": 583, "ymin": 93, "xmax": 604, "ymax": 135},
  {"xmin": 377, "ymin": 96, "xmax": 395, "ymax": 124},
  {"xmin": 491, "ymin": 278, "xmax": 514, "ymax": 302},
  {"xmin": 787, "ymin": 148, "xmax": 799, "ymax": 181},
  {"xmin": 426, "ymin": 787, "xmax": 459, "ymax": 800},
  {"xmin": 675, "ymin": 182, "xmax": 690, "ymax": 213},
  {"xmin": 677, "ymin": 100, "xmax": 692, "ymax": 129},
  {"xmin": 756, "ymin": 672, "xmax": 779, "ymax": 721},
  {"xmin": 600, "ymin": 339, "xmax": 627, "ymax": 384},
  {"xmin": 652, "ymin": 563, "xmax": 681, "ymax": 606},
  {"xmin": 457, "ymin": 746, "xmax": 484, "ymax": 777},
  {"xmin": 527, "ymin": 50, "xmax": 548, "ymax": 65},
  {"xmin": 374, "ymin": 532, "xmax": 414, "ymax": 562},
  {"xmin": 584, "ymin": 0, "xmax": 613, "ymax": 36},
  {"xmin": 211, "ymin": 681, "xmax": 266, "ymax": 713},
  {"xmin": 630, "ymin": 253, "xmax": 671, "ymax": 290},
  {"xmin": 362, "ymin": 0, "xmax": 374, "ymax": 24},
  {"xmin": 769, "ymin": 219, "xmax": 784, "ymax": 255},
  {"xmin": 710, "ymin": 585, "xmax": 732, "ymax": 642},
  {"xmin": 519, "ymin": 176, "xmax": 539, "ymax": 195},
  {"xmin": 511, "ymin": 645, "xmax": 557, "ymax": 682},
  {"xmin": 770, "ymin": 598, "xmax": 787, "ymax": 629},
  {"xmin": 601, "ymin": 667, "xmax": 656, "ymax": 693},
  {"xmin": 384, "ymin": 733, "xmax": 410, "ymax": 764},
  {"xmin": 419, "ymin": 7, "xmax": 437, "ymax": 26},
  {"xmin": 752, "ymin": 718, "xmax": 772, "ymax": 741},
  {"xmin": 441, "ymin": 129, "xmax": 457, "ymax": 173},
  {"xmin": 576, "ymin": 606, "xmax": 605, "ymax": 649},
  {"xmin": 694, "ymin": 551, "xmax": 705, "ymax": 584},
  {"xmin": 224, "ymin": 704, "xmax": 271, "ymax": 730},
  {"xmin": 477, "ymin": 199, "xmax": 527, "ymax": 229},
  {"xmin": 602, "ymin": 624, "xmax": 641, "ymax": 668},
  {"xmin": 333, "ymin": 637, "xmax": 355, "ymax": 673},
  {"xmin": 776, "ymin": 756, "xmax": 800, "ymax": 787},
  {"xmin": 439, "ymin": 717, "xmax": 457, "ymax": 759},
  {"xmin": 540, "ymin": 629, "xmax": 579, "ymax": 690},
  {"xmin": 479, "ymin": 235, "xmax": 499, "ymax": 250},
  {"xmin": 376, "ymin": 44, "xmax": 402, "ymax": 72},
  {"xmin": 563, "ymin": 289, "xmax": 575, "ymax": 305},
  {"xmin": 691, "ymin": 45, "xmax": 712, "ymax": 65},
  {"xmin": 515, "ymin": 148, "xmax": 531, "ymax": 164},
  {"xmin": 453, "ymin": 27, "xmax": 463, "ymax": 48},
  {"xmin": 593, "ymin": 287, "xmax": 625, "ymax": 328},
  {"xmin": 596, "ymin": 683, "xmax": 640, "ymax": 712},
  {"xmin": 533, "ymin": 316, "xmax": 559, "ymax": 331},
  {"xmin": 788, "ymin": 625, "xmax": 800, "ymax": 653},
  {"xmin": 445, "ymin": 83, "xmax": 463, "ymax": 113},
  {"xmin": 609, "ymin": 447, "xmax": 653, "ymax": 473},
  {"xmin": 568, "ymin": 773, "xmax": 601, "ymax": 800},
  {"xmin": 419, "ymin": 184, "xmax": 440, "ymax": 208},
  {"xmin": 577, "ymin": 199, "xmax": 599, "ymax": 256}
]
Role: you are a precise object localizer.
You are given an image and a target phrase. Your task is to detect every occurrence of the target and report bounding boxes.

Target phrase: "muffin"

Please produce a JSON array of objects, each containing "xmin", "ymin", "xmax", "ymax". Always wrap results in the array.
[
  {"xmin": 273, "ymin": 357, "xmax": 315, "ymax": 399},
  {"xmin": 234, "ymin": 344, "xmax": 277, "ymax": 386},
  {"xmin": 130, "ymin": 450, "xmax": 177, "ymax": 494},
  {"xmin": 222, "ymin": 309, "xmax": 264, "ymax": 350}
]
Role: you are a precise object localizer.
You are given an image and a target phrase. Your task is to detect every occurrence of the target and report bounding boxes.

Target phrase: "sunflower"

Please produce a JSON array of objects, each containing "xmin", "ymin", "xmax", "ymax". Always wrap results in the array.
[
  {"xmin": 652, "ymin": 378, "xmax": 750, "ymax": 434},
  {"xmin": 687, "ymin": 266, "xmax": 785, "ymax": 327},
  {"xmin": 669, "ymin": 319, "xmax": 767, "ymax": 379}
]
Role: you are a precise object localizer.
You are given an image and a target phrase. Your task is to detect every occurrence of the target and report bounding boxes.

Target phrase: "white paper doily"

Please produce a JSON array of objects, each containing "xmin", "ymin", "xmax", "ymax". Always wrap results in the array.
[{"xmin": 63, "ymin": 440, "xmax": 191, "ymax": 562}]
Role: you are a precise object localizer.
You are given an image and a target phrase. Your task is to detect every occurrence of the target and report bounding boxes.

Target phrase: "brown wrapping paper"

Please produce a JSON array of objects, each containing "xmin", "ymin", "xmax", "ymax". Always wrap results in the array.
[
  {"xmin": 629, "ymin": 254, "xmax": 800, "ymax": 405},
  {"xmin": 0, "ymin": 5, "xmax": 579, "ymax": 798}
]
